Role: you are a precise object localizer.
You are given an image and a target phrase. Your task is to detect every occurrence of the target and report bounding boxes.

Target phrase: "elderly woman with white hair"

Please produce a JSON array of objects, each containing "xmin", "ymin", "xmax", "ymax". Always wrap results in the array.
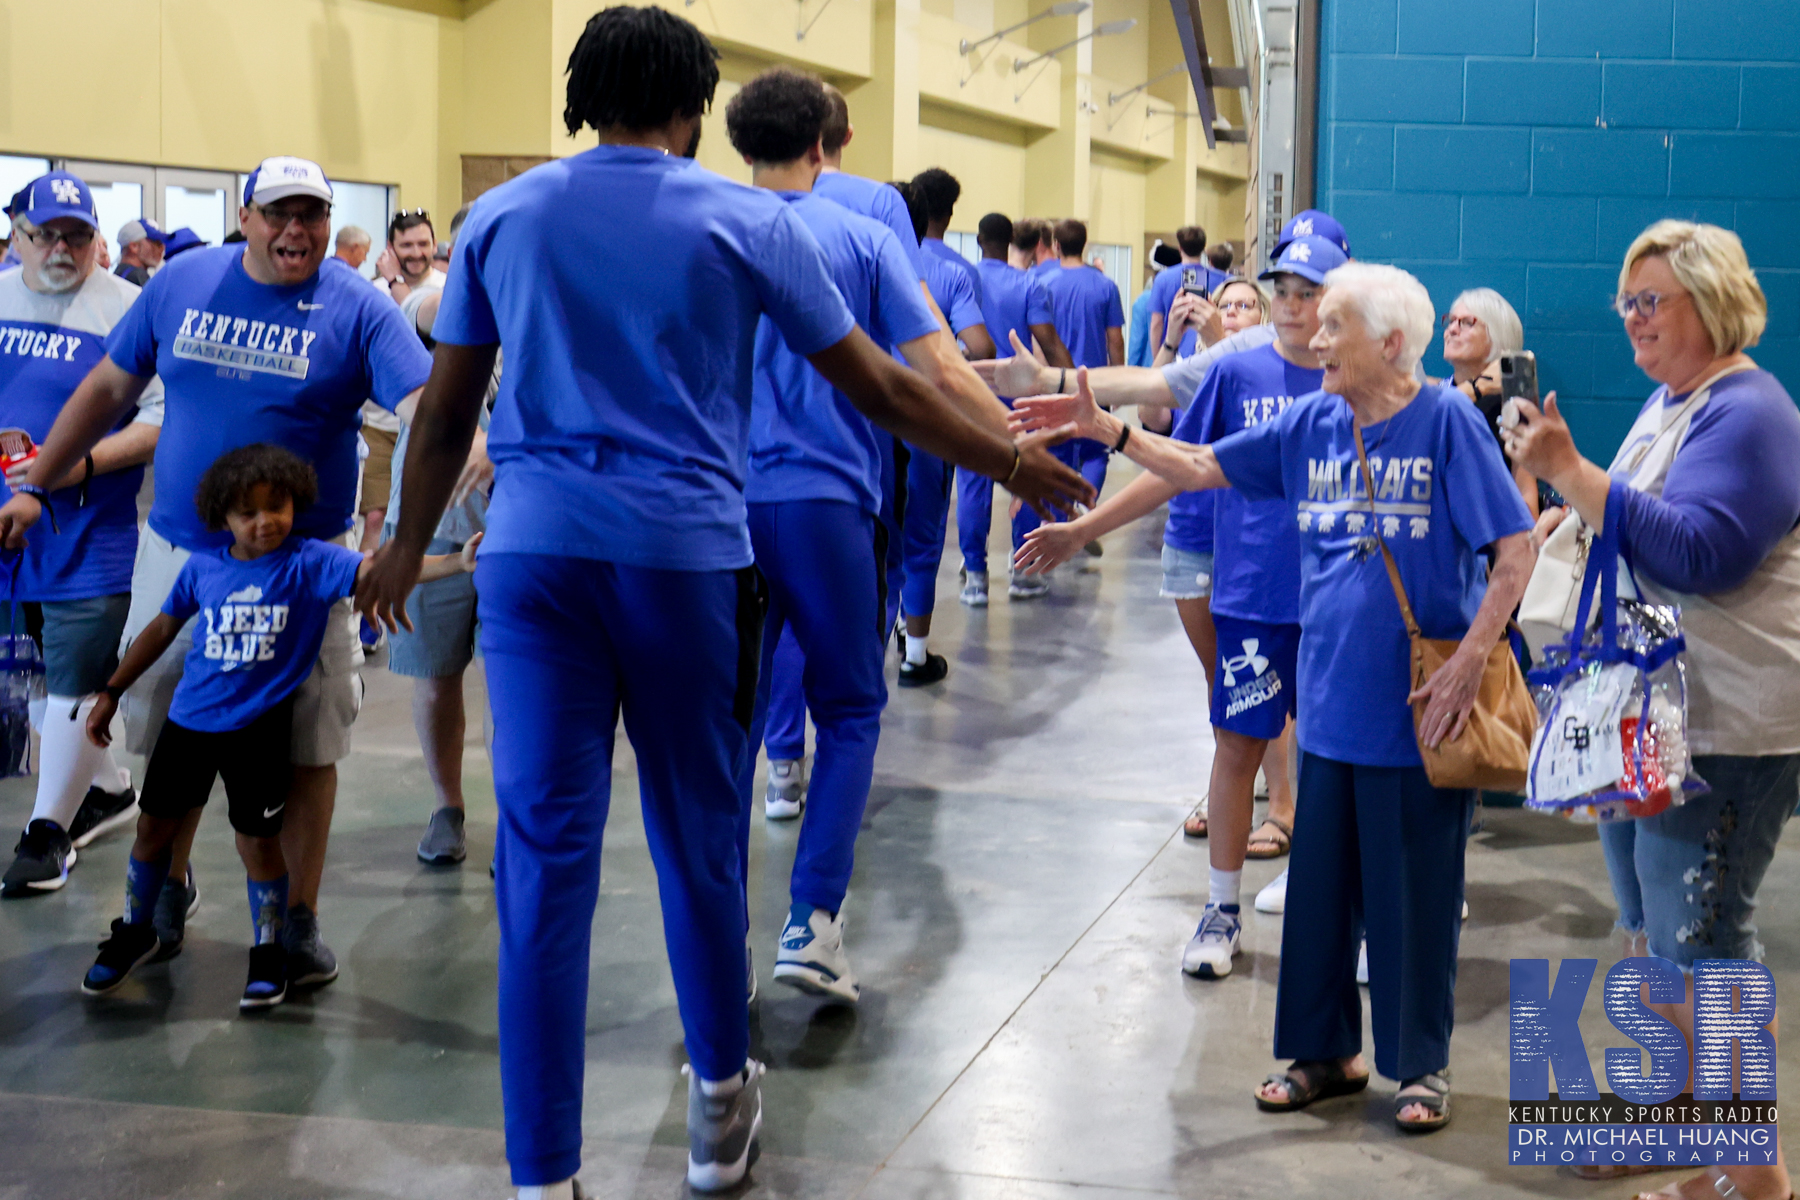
[
  {"xmin": 1441, "ymin": 287, "xmax": 1537, "ymax": 512},
  {"xmin": 1510, "ymin": 222, "xmax": 1800, "ymax": 1200},
  {"xmin": 1009, "ymin": 262, "xmax": 1536, "ymax": 1132}
]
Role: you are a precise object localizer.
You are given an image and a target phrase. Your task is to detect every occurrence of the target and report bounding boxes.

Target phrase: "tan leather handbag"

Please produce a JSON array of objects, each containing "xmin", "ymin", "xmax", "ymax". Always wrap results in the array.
[{"xmin": 1352, "ymin": 424, "xmax": 1536, "ymax": 791}]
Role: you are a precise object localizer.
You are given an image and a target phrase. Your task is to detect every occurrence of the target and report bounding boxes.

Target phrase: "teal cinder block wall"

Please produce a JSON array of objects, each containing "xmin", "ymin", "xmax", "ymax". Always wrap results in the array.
[{"xmin": 1316, "ymin": 0, "xmax": 1800, "ymax": 460}]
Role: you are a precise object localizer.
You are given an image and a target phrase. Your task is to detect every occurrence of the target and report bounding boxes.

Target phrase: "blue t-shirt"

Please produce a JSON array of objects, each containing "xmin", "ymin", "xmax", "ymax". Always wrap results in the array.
[
  {"xmin": 1150, "ymin": 262, "xmax": 1230, "ymax": 359},
  {"xmin": 922, "ymin": 238, "xmax": 982, "ymax": 307},
  {"xmin": 106, "ymin": 246, "xmax": 433, "ymax": 552},
  {"xmin": 1028, "ymin": 259, "xmax": 1061, "ymax": 287},
  {"xmin": 748, "ymin": 193, "xmax": 939, "ymax": 514},
  {"xmin": 1127, "ymin": 286, "xmax": 1157, "ymax": 368},
  {"xmin": 162, "ymin": 537, "xmax": 363, "ymax": 733},
  {"xmin": 977, "ymin": 259, "xmax": 1054, "ymax": 366},
  {"xmin": 1214, "ymin": 384, "xmax": 1534, "ymax": 767},
  {"xmin": 920, "ymin": 252, "xmax": 983, "ymax": 339},
  {"xmin": 0, "ymin": 269, "xmax": 163, "ymax": 600},
  {"xmin": 433, "ymin": 146, "xmax": 857, "ymax": 571},
  {"xmin": 814, "ymin": 173, "xmax": 921, "ymax": 277},
  {"xmin": 1045, "ymin": 265, "xmax": 1124, "ymax": 369},
  {"xmin": 1177, "ymin": 343, "xmax": 1321, "ymax": 624}
]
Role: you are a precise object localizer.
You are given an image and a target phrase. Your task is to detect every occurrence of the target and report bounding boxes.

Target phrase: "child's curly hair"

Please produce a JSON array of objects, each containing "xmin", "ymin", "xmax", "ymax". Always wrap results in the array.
[{"xmin": 194, "ymin": 443, "xmax": 319, "ymax": 531}]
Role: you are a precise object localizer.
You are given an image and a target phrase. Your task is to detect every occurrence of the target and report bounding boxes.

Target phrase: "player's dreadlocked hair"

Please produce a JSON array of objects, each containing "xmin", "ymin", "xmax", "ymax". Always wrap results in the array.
[{"xmin": 563, "ymin": 6, "xmax": 721, "ymax": 137}]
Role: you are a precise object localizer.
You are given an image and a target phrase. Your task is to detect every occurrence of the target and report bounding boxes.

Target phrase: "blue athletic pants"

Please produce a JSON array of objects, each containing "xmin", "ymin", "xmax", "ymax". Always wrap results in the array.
[
  {"xmin": 955, "ymin": 468, "xmax": 1040, "ymax": 574},
  {"xmin": 478, "ymin": 553, "xmax": 763, "ymax": 1186},
  {"xmin": 900, "ymin": 444, "xmax": 952, "ymax": 618},
  {"xmin": 763, "ymin": 626, "xmax": 807, "ymax": 762},
  {"xmin": 1274, "ymin": 752, "xmax": 1473, "ymax": 1082},
  {"xmin": 740, "ymin": 501, "xmax": 888, "ymax": 915},
  {"xmin": 1012, "ymin": 440, "xmax": 1092, "ymax": 541}
]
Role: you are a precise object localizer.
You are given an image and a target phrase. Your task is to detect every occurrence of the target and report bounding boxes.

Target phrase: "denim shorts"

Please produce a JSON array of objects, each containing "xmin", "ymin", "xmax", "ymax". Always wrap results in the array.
[
  {"xmin": 1159, "ymin": 544, "xmax": 1213, "ymax": 600},
  {"xmin": 1598, "ymin": 753, "xmax": 1800, "ymax": 970},
  {"xmin": 387, "ymin": 538, "xmax": 480, "ymax": 679},
  {"xmin": 0, "ymin": 594, "xmax": 131, "ymax": 695}
]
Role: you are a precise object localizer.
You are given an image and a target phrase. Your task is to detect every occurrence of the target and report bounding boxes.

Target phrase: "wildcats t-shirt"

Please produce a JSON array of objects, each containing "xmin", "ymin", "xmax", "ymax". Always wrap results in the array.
[
  {"xmin": 1149, "ymin": 262, "xmax": 1229, "ymax": 359},
  {"xmin": 922, "ymin": 237, "xmax": 982, "ymax": 306},
  {"xmin": 1180, "ymin": 343, "xmax": 1322, "ymax": 625},
  {"xmin": 748, "ymin": 193, "xmax": 939, "ymax": 514},
  {"xmin": 434, "ymin": 146, "xmax": 857, "ymax": 571},
  {"xmin": 1045, "ymin": 265, "xmax": 1124, "ymax": 369},
  {"xmin": 977, "ymin": 259, "xmax": 1053, "ymax": 364},
  {"xmin": 1214, "ymin": 384, "xmax": 1534, "ymax": 767},
  {"xmin": 0, "ymin": 269, "xmax": 164, "ymax": 600},
  {"xmin": 106, "ymin": 246, "xmax": 433, "ymax": 552},
  {"xmin": 162, "ymin": 537, "xmax": 363, "ymax": 733}
]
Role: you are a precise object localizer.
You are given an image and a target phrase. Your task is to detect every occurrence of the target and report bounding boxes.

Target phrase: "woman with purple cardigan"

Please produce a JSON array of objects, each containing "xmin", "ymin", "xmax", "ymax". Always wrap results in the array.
[{"xmin": 1510, "ymin": 220, "xmax": 1800, "ymax": 1200}]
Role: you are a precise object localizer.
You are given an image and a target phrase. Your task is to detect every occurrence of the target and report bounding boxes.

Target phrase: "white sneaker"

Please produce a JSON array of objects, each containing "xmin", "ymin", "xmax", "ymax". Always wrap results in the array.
[
  {"xmin": 1008, "ymin": 570, "xmax": 1050, "ymax": 600},
  {"xmin": 1255, "ymin": 867, "xmax": 1288, "ymax": 914},
  {"xmin": 684, "ymin": 1061, "xmax": 764, "ymax": 1192},
  {"xmin": 959, "ymin": 570, "xmax": 989, "ymax": 607},
  {"xmin": 1253, "ymin": 768, "xmax": 1269, "ymax": 801},
  {"xmin": 772, "ymin": 904, "xmax": 860, "ymax": 1003},
  {"xmin": 764, "ymin": 759, "xmax": 805, "ymax": 820},
  {"xmin": 1356, "ymin": 939, "xmax": 1369, "ymax": 986},
  {"xmin": 1180, "ymin": 903, "xmax": 1242, "ymax": 979},
  {"xmin": 1461, "ymin": 899, "xmax": 1469, "ymax": 921}
]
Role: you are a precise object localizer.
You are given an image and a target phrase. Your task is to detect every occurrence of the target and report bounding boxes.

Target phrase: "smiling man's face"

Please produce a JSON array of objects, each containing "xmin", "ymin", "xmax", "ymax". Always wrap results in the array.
[{"xmin": 240, "ymin": 198, "xmax": 330, "ymax": 285}]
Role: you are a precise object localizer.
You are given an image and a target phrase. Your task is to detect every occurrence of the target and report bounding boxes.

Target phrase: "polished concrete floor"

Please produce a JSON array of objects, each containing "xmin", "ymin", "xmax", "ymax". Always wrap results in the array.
[{"xmin": 3, "ymin": 464, "xmax": 1797, "ymax": 1199}]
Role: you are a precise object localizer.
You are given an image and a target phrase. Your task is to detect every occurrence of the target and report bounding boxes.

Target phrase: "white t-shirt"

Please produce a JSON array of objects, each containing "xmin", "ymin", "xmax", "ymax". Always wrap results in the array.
[{"xmin": 361, "ymin": 270, "xmax": 444, "ymax": 434}]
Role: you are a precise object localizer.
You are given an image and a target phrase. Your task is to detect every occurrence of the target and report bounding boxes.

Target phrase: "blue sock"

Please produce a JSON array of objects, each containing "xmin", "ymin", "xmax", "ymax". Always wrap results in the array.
[
  {"xmin": 247, "ymin": 875, "xmax": 289, "ymax": 946},
  {"xmin": 123, "ymin": 856, "xmax": 170, "ymax": 926}
]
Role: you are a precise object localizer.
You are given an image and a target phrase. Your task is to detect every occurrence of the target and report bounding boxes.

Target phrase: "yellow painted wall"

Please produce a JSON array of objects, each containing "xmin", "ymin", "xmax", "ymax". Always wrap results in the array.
[{"xmin": 917, "ymin": 112, "xmax": 1028, "ymax": 228}]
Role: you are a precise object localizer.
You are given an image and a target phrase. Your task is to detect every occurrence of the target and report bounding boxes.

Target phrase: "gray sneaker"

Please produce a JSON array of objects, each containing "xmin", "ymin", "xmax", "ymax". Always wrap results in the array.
[
  {"xmin": 685, "ymin": 1059, "xmax": 764, "ymax": 1192},
  {"xmin": 151, "ymin": 866, "xmax": 199, "ymax": 961},
  {"xmin": 283, "ymin": 902, "xmax": 339, "ymax": 988},
  {"xmin": 417, "ymin": 807, "xmax": 467, "ymax": 865}
]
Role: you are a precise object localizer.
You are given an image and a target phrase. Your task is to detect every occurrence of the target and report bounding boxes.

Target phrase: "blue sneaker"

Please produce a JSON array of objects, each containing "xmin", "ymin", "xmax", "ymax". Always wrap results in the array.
[
  {"xmin": 82, "ymin": 919, "xmax": 161, "ymax": 996},
  {"xmin": 1180, "ymin": 903, "xmax": 1242, "ymax": 980}
]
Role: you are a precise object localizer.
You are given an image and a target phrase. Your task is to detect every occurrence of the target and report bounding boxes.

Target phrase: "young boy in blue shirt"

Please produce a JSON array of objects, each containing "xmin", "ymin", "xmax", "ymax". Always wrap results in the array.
[{"xmin": 78, "ymin": 444, "xmax": 473, "ymax": 1010}]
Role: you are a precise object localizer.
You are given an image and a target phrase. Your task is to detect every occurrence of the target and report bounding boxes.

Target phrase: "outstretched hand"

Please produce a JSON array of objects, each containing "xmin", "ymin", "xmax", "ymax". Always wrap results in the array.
[
  {"xmin": 1007, "ymin": 366, "xmax": 1108, "ymax": 443},
  {"xmin": 1013, "ymin": 518, "xmax": 1085, "ymax": 575},
  {"xmin": 356, "ymin": 541, "xmax": 424, "ymax": 635},
  {"xmin": 971, "ymin": 329, "xmax": 1053, "ymax": 399},
  {"xmin": 1002, "ymin": 424, "xmax": 1095, "ymax": 522}
]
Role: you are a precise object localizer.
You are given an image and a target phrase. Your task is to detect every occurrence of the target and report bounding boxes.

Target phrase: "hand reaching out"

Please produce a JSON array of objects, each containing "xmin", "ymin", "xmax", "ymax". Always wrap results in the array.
[
  {"xmin": 971, "ymin": 329, "xmax": 1053, "ymax": 399},
  {"xmin": 1006, "ymin": 365, "xmax": 1109, "ymax": 444},
  {"xmin": 1014, "ymin": 518, "xmax": 1086, "ymax": 576}
]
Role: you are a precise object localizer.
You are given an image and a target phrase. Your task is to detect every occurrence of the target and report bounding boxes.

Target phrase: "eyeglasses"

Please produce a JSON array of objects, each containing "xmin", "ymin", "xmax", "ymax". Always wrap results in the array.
[
  {"xmin": 1614, "ymin": 289, "xmax": 1685, "ymax": 320},
  {"xmin": 22, "ymin": 225, "xmax": 96, "ymax": 249},
  {"xmin": 254, "ymin": 202, "xmax": 331, "ymax": 229},
  {"xmin": 1218, "ymin": 300, "xmax": 1260, "ymax": 314},
  {"xmin": 1440, "ymin": 314, "xmax": 1480, "ymax": 332}
]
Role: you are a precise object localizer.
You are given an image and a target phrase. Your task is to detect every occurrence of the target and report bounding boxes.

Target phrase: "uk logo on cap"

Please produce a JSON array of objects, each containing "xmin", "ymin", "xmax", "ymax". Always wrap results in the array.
[{"xmin": 20, "ymin": 172, "xmax": 98, "ymax": 230}]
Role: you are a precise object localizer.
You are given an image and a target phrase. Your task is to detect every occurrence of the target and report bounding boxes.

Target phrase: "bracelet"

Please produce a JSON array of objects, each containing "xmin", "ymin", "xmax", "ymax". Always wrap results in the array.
[
  {"xmin": 102, "ymin": 684, "xmax": 124, "ymax": 700},
  {"xmin": 1002, "ymin": 445, "xmax": 1022, "ymax": 484},
  {"xmin": 79, "ymin": 453, "xmax": 93, "ymax": 508},
  {"xmin": 1112, "ymin": 423, "xmax": 1132, "ymax": 454},
  {"xmin": 1057, "ymin": 368, "xmax": 1067, "ymax": 393},
  {"xmin": 14, "ymin": 483, "xmax": 58, "ymax": 533}
]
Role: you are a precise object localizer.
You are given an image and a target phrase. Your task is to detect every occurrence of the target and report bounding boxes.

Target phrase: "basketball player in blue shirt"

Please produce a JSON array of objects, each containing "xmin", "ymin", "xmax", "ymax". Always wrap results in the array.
[
  {"xmin": 356, "ymin": 11, "xmax": 1089, "ymax": 1196},
  {"xmin": 1146, "ymin": 225, "xmax": 1229, "ymax": 361},
  {"xmin": 912, "ymin": 168, "xmax": 982, "ymax": 306}
]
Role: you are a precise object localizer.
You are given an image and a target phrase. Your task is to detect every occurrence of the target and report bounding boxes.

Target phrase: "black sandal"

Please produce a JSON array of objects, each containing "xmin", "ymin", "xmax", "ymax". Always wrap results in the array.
[
  {"xmin": 1394, "ymin": 1071, "xmax": 1451, "ymax": 1133},
  {"xmin": 1254, "ymin": 1059, "xmax": 1370, "ymax": 1113}
]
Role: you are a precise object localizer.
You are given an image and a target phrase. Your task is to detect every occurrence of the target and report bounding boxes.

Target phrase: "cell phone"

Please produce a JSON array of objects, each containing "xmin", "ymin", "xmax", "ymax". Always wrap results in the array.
[
  {"xmin": 1180, "ymin": 266, "xmax": 1207, "ymax": 297},
  {"xmin": 1499, "ymin": 351, "xmax": 1538, "ymax": 407}
]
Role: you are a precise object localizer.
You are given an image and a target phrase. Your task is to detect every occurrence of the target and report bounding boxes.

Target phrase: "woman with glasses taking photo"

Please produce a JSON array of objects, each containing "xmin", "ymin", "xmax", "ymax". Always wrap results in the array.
[
  {"xmin": 1439, "ymin": 288, "xmax": 1536, "ymax": 514},
  {"xmin": 1508, "ymin": 221, "xmax": 1800, "ymax": 1200}
]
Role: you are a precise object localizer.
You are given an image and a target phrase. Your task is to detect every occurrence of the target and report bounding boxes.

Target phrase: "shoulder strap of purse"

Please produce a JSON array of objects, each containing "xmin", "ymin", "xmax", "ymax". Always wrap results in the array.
[{"xmin": 1350, "ymin": 421, "xmax": 1422, "ymax": 641}]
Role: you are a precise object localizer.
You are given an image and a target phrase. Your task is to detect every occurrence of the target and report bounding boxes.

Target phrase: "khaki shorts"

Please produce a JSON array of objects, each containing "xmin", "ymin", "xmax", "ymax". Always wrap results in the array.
[
  {"xmin": 359, "ymin": 424, "xmax": 398, "ymax": 517},
  {"xmin": 119, "ymin": 525, "xmax": 364, "ymax": 766}
]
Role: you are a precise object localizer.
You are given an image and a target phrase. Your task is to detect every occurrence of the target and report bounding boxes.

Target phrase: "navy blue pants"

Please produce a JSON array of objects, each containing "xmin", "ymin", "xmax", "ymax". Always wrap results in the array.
[
  {"xmin": 1274, "ymin": 752, "xmax": 1474, "ymax": 1082},
  {"xmin": 900, "ymin": 445, "xmax": 952, "ymax": 618},
  {"xmin": 740, "ymin": 501, "xmax": 888, "ymax": 914},
  {"xmin": 954, "ymin": 467, "xmax": 1038, "ymax": 574},
  {"xmin": 478, "ymin": 553, "xmax": 763, "ymax": 1186}
]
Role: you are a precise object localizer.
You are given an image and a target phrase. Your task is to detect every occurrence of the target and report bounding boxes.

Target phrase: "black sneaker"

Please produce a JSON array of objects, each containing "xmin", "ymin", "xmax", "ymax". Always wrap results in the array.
[
  {"xmin": 897, "ymin": 653, "xmax": 948, "ymax": 688},
  {"xmin": 67, "ymin": 786, "xmax": 139, "ymax": 849},
  {"xmin": 240, "ymin": 944, "xmax": 289, "ymax": 1011},
  {"xmin": 283, "ymin": 902, "xmax": 339, "ymax": 988},
  {"xmin": 151, "ymin": 866, "xmax": 199, "ymax": 961},
  {"xmin": 2, "ymin": 820, "xmax": 76, "ymax": 897},
  {"xmin": 82, "ymin": 919, "xmax": 161, "ymax": 996}
]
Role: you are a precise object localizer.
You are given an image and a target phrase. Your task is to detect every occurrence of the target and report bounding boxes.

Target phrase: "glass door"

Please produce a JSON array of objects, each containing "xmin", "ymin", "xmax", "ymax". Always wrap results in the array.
[
  {"xmin": 61, "ymin": 160, "xmax": 152, "ymax": 265},
  {"xmin": 156, "ymin": 168, "xmax": 239, "ymax": 250}
]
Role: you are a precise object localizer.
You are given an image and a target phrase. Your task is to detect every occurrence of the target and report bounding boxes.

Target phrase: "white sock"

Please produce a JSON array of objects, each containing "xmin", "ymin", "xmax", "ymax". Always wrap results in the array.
[
  {"xmin": 29, "ymin": 695, "xmax": 110, "ymax": 829},
  {"xmin": 1209, "ymin": 866, "xmax": 1243, "ymax": 909},
  {"xmin": 698, "ymin": 1061, "xmax": 750, "ymax": 1097},
  {"xmin": 904, "ymin": 634, "xmax": 928, "ymax": 666},
  {"xmin": 516, "ymin": 1182, "xmax": 575, "ymax": 1200},
  {"xmin": 90, "ymin": 739, "xmax": 130, "ymax": 793}
]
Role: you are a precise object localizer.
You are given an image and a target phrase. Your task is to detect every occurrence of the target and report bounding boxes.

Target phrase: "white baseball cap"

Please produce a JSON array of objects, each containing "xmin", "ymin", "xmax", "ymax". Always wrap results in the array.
[{"xmin": 242, "ymin": 156, "xmax": 334, "ymax": 206}]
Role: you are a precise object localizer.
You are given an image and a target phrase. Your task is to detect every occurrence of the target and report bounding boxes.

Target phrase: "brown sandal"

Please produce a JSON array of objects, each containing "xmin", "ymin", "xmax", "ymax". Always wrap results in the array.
[
  {"xmin": 1245, "ymin": 817, "xmax": 1291, "ymax": 859},
  {"xmin": 1183, "ymin": 797, "xmax": 1208, "ymax": 838}
]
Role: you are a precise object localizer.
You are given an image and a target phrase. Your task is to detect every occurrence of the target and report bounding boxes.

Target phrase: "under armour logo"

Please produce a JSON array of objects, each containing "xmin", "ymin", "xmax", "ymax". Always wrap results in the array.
[
  {"xmin": 1289, "ymin": 242, "xmax": 1312, "ymax": 262},
  {"xmin": 50, "ymin": 179, "xmax": 81, "ymax": 205},
  {"xmin": 1294, "ymin": 218, "xmax": 1314, "ymax": 237},
  {"xmin": 1221, "ymin": 639, "xmax": 1270, "ymax": 687}
]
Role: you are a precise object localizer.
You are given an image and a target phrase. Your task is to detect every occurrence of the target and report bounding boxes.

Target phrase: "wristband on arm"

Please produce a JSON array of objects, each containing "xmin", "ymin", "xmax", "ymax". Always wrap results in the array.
[
  {"xmin": 14, "ymin": 483, "xmax": 57, "ymax": 533},
  {"xmin": 1112, "ymin": 423, "xmax": 1132, "ymax": 454}
]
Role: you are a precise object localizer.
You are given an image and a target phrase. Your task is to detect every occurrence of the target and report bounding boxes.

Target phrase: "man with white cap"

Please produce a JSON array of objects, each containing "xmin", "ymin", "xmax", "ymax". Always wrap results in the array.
[
  {"xmin": 0, "ymin": 172, "xmax": 162, "ymax": 898},
  {"xmin": 0, "ymin": 156, "xmax": 434, "ymax": 987},
  {"xmin": 113, "ymin": 219, "xmax": 169, "ymax": 288}
]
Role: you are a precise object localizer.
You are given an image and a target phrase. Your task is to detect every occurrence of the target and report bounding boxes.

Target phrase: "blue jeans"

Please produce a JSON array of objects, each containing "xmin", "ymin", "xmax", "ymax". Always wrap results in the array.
[{"xmin": 1599, "ymin": 753, "xmax": 1800, "ymax": 969}]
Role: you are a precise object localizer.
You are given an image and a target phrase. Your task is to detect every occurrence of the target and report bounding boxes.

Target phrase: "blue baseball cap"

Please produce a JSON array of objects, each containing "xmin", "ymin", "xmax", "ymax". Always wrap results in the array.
[
  {"xmin": 1259, "ymin": 234, "xmax": 1349, "ymax": 285},
  {"xmin": 118, "ymin": 218, "xmax": 169, "ymax": 246},
  {"xmin": 242, "ymin": 156, "xmax": 333, "ymax": 207},
  {"xmin": 1272, "ymin": 209, "xmax": 1350, "ymax": 259},
  {"xmin": 163, "ymin": 228, "xmax": 208, "ymax": 258},
  {"xmin": 17, "ymin": 172, "xmax": 99, "ymax": 230}
]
